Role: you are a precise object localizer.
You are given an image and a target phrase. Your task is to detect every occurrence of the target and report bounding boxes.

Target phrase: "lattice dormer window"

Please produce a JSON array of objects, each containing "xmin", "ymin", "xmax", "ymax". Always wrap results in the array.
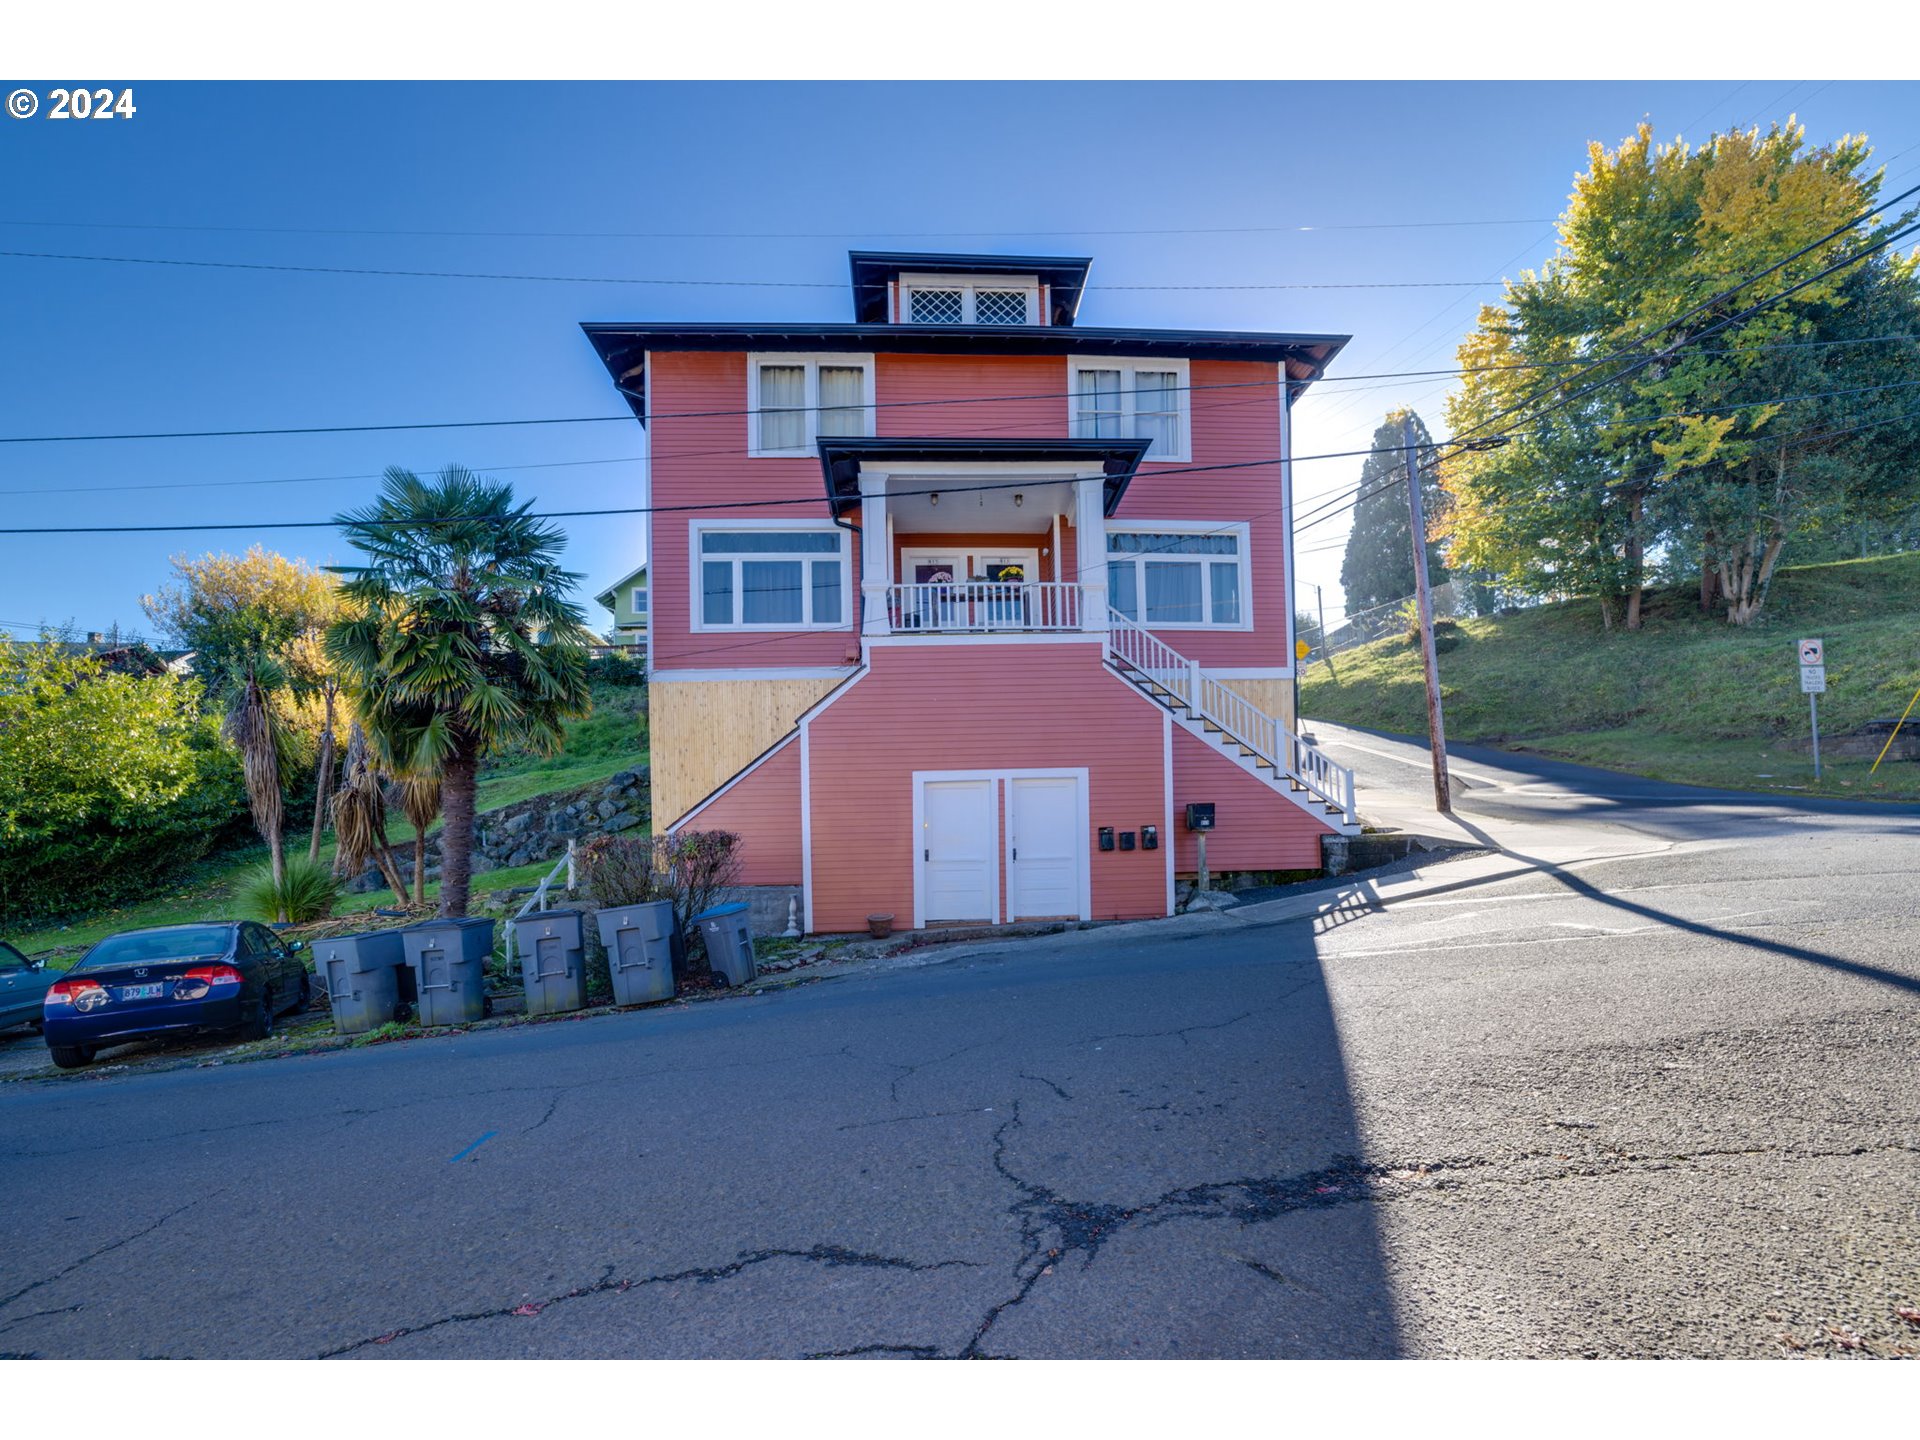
[{"xmin": 898, "ymin": 273, "xmax": 1041, "ymax": 326}]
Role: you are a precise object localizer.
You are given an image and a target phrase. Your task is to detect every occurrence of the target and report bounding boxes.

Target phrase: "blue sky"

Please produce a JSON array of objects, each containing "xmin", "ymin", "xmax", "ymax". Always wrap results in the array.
[{"xmin": 2, "ymin": 79, "xmax": 1916, "ymax": 636}]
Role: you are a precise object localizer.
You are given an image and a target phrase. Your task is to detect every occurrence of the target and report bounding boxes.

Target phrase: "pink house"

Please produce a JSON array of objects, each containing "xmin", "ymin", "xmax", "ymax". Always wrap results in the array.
[{"xmin": 582, "ymin": 252, "xmax": 1359, "ymax": 935}]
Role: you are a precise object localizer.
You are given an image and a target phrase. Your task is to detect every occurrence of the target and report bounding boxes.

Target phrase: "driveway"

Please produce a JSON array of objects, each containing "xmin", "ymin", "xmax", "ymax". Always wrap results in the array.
[{"xmin": 1, "ymin": 737, "xmax": 1916, "ymax": 1358}]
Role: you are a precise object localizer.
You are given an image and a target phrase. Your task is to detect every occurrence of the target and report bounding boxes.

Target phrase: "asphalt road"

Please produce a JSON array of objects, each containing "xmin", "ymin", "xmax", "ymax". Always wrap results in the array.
[{"xmin": 3, "ymin": 738, "xmax": 1917, "ymax": 1358}]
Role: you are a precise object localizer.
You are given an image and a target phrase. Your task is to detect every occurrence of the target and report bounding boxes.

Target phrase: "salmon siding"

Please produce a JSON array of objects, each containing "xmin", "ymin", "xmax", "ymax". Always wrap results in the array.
[{"xmin": 581, "ymin": 251, "xmax": 1355, "ymax": 932}]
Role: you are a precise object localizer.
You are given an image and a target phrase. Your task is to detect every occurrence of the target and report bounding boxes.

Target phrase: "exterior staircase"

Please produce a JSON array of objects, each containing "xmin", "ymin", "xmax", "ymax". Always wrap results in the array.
[{"xmin": 1105, "ymin": 609, "xmax": 1360, "ymax": 833}]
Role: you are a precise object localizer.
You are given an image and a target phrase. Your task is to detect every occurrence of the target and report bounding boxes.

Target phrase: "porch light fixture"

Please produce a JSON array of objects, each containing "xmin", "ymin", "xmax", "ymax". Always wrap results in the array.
[
  {"xmin": 1014, "ymin": 492, "xmax": 1024, "ymax": 507},
  {"xmin": 929, "ymin": 491, "xmax": 939, "ymax": 506}
]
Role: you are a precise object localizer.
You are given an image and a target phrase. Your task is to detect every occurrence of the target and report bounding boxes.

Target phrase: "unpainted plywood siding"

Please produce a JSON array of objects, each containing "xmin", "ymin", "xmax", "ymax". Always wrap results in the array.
[{"xmin": 650, "ymin": 674, "xmax": 848, "ymax": 829}]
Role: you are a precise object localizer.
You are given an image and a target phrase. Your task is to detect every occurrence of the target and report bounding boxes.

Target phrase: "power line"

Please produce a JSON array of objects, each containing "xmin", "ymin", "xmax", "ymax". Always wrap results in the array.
[
  {"xmin": 0, "ymin": 216, "xmax": 1561, "ymax": 242},
  {"xmin": 0, "ymin": 248, "xmax": 1506, "ymax": 293},
  {"xmin": 1435, "ymin": 180, "xmax": 1920, "ymax": 461},
  {"xmin": 9, "ymin": 370, "xmax": 1913, "ymax": 536},
  {"xmin": 5, "ymin": 331, "xmax": 1913, "ymax": 453}
]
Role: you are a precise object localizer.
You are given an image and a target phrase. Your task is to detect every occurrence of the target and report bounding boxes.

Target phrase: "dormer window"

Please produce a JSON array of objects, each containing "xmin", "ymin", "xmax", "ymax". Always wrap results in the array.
[{"xmin": 898, "ymin": 273, "xmax": 1040, "ymax": 326}]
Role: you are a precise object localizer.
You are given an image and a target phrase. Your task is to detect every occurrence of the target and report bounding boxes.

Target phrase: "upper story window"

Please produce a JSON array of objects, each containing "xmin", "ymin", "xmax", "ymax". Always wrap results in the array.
[
  {"xmin": 749, "ymin": 353, "xmax": 875, "ymax": 456},
  {"xmin": 1106, "ymin": 523, "xmax": 1249, "ymax": 630},
  {"xmin": 898, "ymin": 273, "xmax": 1041, "ymax": 327},
  {"xmin": 692, "ymin": 522, "xmax": 849, "ymax": 632},
  {"xmin": 1070, "ymin": 357, "xmax": 1191, "ymax": 462},
  {"xmin": 630, "ymin": 588, "xmax": 649, "ymax": 615}
]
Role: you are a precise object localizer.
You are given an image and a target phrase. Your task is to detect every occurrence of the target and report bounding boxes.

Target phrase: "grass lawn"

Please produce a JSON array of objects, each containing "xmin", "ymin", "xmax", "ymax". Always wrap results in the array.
[
  {"xmin": 1302, "ymin": 552, "xmax": 1920, "ymax": 803},
  {"xmin": 8, "ymin": 683, "xmax": 648, "ymax": 956}
]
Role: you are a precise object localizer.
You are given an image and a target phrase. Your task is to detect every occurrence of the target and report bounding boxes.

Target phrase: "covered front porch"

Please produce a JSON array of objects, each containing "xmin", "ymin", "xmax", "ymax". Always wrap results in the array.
[{"xmin": 815, "ymin": 436, "xmax": 1152, "ymax": 639}]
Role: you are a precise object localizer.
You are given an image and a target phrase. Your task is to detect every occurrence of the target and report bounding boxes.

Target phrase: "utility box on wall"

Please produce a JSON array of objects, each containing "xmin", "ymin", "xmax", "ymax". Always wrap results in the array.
[{"xmin": 1184, "ymin": 802, "xmax": 1216, "ymax": 832}]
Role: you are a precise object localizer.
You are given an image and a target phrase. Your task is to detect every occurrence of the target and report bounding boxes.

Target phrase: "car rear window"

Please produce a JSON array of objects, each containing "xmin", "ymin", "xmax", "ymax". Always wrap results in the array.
[{"xmin": 82, "ymin": 927, "xmax": 234, "ymax": 968}]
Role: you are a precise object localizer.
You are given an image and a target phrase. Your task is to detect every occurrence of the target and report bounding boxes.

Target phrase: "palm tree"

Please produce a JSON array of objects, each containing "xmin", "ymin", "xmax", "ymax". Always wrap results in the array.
[
  {"xmin": 326, "ymin": 467, "xmax": 593, "ymax": 917},
  {"xmin": 333, "ymin": 723, "xmax": 411, "ymax": 899},
  {"xmin": 222, "ymin": 657, "xmax": 288, "ymax": 920},
  {"xmin": 388, "ymin": 770, "xmax": 443, "ymax": 907}
]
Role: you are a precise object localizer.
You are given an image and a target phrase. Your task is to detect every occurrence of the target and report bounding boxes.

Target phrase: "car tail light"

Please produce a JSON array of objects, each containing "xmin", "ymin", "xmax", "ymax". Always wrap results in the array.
[
  {"xmin": 46, "ymin": 978, "xmax": 107, "ymax": 1008},
  {"xmin": 175, "ymin": 963, "xmax": 242, "ymax": 1000},
  {"xmin": 183, "ymin": 964, "xmax": 243, "ymax": 985}
]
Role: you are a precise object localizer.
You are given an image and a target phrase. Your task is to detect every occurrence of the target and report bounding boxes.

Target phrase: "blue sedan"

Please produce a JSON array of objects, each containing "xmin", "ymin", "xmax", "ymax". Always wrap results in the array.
[
  {"xmin": 1, "ymin": 940, "xmax": 59, "ymax": 1034},
  {"xmin": 43, "ymin": 921, "xmax": 311, "ymax": 1070}
]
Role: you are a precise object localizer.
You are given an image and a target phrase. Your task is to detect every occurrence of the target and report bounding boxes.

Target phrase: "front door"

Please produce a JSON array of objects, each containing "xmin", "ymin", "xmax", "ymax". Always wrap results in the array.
[
  {"xmin": 920, "ymin": 779, "xmax": 996, "ymax": 923},
  {"xmin": 1007, "ymin": 777, "xmax": 1082, "ymax": 920}
]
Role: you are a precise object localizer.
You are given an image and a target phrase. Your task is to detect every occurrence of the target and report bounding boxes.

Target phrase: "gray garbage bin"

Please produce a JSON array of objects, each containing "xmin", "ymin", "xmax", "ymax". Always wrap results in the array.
[
  {"xmin": 595, "ymin": 900, "xmax": 678, "ymax": 1006},
  {"xmin": 693, "ymin": 902, "xmax": 757, "ymax": 987},
  {"xmin": 312, "ymin": 930, "xmax": 407, "ymax": 1036},
  {"xmin": 399, "ymin": 917, "xmax": 495, "ymax": 1026},
  {"xmin": 513, "ymin": 909, "xmax": 587, "ymax": 1016}
]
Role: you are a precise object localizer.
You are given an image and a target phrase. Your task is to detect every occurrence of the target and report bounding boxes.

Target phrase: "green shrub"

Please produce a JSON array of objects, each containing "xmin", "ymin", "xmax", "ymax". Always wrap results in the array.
[
  {"xmin": 236, "ymin": 854, "xmax": 340, "ymax": 923},
  {"xmin": 0, "ymin": 638, "xmax": 250, "ymax": 923}
]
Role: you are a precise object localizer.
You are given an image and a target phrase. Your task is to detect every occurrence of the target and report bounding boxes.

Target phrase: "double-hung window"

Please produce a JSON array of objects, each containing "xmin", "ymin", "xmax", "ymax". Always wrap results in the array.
[
  {"xmin": 1070, "ymin": 357, "xmax": 1190, "ymax": 461},
  {"xmin": 1106, "ymin": 524, "xmax": 1249, "ymax": 629},
  {"xmin": 694, "ymin": 525, "xmax": 848, "ymax": 631},
  {"xmin": 898, "ymin": 273, "xmax": 1041, "ymax": 327},
  {"xmin": 749, "ymin": 353, "xmax": 874, "ymax": 456},
  {"xmin": 630, "ymin": 588, "xmax": 648, "ymax": 615}
]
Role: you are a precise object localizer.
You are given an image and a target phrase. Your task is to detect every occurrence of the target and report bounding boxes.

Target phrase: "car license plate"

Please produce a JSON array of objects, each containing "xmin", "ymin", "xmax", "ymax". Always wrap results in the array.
[{"xmin": 120, "ymin": 982, "xmax": 166, "ymax": 1000}]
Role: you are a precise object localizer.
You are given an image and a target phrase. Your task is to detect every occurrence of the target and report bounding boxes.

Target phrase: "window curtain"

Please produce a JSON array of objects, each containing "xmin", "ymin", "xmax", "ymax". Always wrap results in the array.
[
  {"xmin": 1077, "ymin": 369, "xmax": 1123, "ymax": 439},
  {"xmin": 1134, "ymin": 371, "xmax": 1180, "ymax": 456},
  {"xmin": 1143, "ymin": 562, "xmax": 1204, "ymax": 623},
  {"xmin": 758, "ymin": 364, "xmax": 806, "ymax": 450},
  {"xmin": 741, "ymin": 560, "xmax": 805, "ymax": 624},
  {"xmin": 817, "ymin": 365, "xmax": 866, "ymax": 437}
]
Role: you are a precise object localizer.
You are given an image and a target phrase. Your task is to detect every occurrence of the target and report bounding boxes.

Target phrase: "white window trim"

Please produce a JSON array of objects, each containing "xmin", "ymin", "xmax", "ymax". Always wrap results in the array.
[
  {"xmin": 1068, "ymin": 356, "xmax": 1192, "ymax": 463},
  {"xmin": 630, "ymin": 587, "xmax": 649, "ymax": 614},
  {"xmin": 688, "ymin": 518, "xmax": 853, "ymax": 633},
  {"xmin": 1105, "ymin": 519, "xmax": 1252, "ymax": 632},
  {"xmin": 898, "ymin": 273, "xmax": 1041, "ymax": 327},
  {"xmin": 747, "ymin": 352, "xmax": 876, "ymax": 458}
]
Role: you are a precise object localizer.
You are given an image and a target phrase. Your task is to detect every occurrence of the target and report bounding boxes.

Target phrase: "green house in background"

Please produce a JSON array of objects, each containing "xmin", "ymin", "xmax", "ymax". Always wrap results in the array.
[{"xmin": 593, "ymin": 563, "xmax": 648, "ymax": 658}]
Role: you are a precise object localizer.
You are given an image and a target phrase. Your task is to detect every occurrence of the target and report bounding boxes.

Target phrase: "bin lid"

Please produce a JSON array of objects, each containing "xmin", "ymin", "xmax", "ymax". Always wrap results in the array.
[
  {"xmin": 691, "ymin": 902, "xmax": 749, "ymax": 922},
  {"xmin": 400, "ymin": 915, "xmax": 496, "ymax": 931}
]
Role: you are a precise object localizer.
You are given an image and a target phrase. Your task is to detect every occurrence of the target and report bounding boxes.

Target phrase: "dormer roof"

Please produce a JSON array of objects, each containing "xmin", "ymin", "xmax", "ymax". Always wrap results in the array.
[{"xmin": 848, "ymin": 251, "xmax": 1092, "ymax": 325}]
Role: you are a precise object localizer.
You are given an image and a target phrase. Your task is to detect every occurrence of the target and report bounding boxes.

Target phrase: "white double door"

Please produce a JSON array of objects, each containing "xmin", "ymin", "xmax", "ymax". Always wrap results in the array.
[{"xmin": 916, "ymin": 771, "xmax": 1087, "ymax": 926}]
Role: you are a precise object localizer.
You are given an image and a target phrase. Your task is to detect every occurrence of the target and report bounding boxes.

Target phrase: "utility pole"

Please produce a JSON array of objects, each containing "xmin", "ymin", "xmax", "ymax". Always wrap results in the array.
[
  {"xmin": 1313, "ymin": 582, "xmax": 1334, "ymax": 676},
  {"xmin": 1403, "ymin": 415, "xmax": 1452, "ymax": 815}
]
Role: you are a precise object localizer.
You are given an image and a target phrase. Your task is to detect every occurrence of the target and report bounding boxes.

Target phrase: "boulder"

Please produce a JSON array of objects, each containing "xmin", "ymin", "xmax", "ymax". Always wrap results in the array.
[{"xmin": 602, "ymin": 812, "xmax": 642, "ymax": 833}]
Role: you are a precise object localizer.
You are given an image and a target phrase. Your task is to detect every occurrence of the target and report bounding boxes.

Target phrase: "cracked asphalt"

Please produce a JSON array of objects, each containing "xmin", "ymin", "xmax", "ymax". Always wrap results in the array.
[{"xmin": 2, "ymin": 737, "xmax": 1917, "ymax": 1358}]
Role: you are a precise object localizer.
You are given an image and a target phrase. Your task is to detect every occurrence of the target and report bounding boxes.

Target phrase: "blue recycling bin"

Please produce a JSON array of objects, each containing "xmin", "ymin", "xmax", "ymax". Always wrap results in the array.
[{"xmin": 692, "ymin": 902, "xmax": 757, "ymax": 987}]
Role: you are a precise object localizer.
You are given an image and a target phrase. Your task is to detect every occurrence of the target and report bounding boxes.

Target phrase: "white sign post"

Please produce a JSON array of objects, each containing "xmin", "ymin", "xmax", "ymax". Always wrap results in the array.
[{"xmin": 1798, "ymin": 639, "xmax": 1826, "ymax": 779}]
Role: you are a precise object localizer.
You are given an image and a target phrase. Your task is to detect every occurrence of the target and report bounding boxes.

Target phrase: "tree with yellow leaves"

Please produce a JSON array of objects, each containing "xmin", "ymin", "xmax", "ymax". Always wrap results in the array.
[{"xmin": 1444, "ymin": 120, "xmax": 1920, "ymax": 628}]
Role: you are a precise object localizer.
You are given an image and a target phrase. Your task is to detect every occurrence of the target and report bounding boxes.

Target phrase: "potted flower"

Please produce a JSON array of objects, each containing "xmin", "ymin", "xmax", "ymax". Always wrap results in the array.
[{"xmin": 866, "ymin": 913, "xmax": 894, "ymax": 939}]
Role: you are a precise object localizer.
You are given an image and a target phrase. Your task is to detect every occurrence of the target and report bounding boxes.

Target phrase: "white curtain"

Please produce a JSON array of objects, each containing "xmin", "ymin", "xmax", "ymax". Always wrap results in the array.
[
  {"xmin": 1077, "ymin": 369, "xmax": 1122, "ymax": 439},
  {"xmin": 817, "ymin": 365, "xmax": 865, "ymax": 436},
  {"xmin": 758, "ymin": 364, "xmax": 806, "ymax": 450},
  {"xmin": 1143, "ymin": 561, "xmax": 1203, "ymax": 623},
  {"xmin": 1134, "ymin": 371, "xmax": 1179, "ymax": 456}
]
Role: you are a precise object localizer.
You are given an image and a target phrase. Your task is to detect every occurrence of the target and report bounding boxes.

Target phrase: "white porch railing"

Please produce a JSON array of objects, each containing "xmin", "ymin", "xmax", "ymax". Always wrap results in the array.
[
  {"xmin": 886, "ymin": 581, "xmax": 1085, "ymax": 634},
  {"xmin": 1107, "ymin": 607, "xmax": 1357, "ymax": 824}
]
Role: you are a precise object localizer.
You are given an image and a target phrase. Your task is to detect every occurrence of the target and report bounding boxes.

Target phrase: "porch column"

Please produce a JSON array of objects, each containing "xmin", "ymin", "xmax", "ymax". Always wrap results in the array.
[
  {"xmin": 859, "ymin": 471, "xmax": 892, "ymax": 636},
  {"xmin": 1075, "ymin": 476, "xmax": 1109, "ymax": 634}
]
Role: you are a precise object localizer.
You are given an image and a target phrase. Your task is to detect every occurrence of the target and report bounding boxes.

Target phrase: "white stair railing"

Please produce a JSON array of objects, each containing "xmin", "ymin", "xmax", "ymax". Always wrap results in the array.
[
  {"xmin": 1106, "ymin": 608, "xmax": 1197, "ymax": 711},
  {"xmin": 502, "ymin": 839, "xmax": 576, "ymax": 971},
  {"xmin": 1108, "ymin": 607, "xmax": 1356, "ymax": 824}
]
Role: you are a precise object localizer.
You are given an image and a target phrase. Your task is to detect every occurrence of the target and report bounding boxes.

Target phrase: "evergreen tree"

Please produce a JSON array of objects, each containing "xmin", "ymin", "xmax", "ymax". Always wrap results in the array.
[{"xmin": 1338, "ymin": 409, "xmax": 1448, "ymax": 614}]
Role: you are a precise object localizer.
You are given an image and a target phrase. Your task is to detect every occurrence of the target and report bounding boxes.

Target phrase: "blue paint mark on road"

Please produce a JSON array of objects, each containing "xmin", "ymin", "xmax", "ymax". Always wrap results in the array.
[{"xmin": 448, "ymin": 1131, "xmax": 498, "ymax": 1164}]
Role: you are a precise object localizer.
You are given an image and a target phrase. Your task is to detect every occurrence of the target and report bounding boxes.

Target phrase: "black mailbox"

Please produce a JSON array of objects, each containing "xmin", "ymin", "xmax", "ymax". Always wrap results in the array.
[
  {"xmin": 1098, "ymin": 826, "xmax": 1116, "ymax": 852},
  {"xmin": 1119, "ymin": 831, "xmax": 1136, "ymax": 851},
  {"xmin": 1184, "ymin": 803, "xmax": 1216, "ymax": 832},
  {"xmin": 1141, "ymin": 824, "xmax": 1159, "ymax": 851}
]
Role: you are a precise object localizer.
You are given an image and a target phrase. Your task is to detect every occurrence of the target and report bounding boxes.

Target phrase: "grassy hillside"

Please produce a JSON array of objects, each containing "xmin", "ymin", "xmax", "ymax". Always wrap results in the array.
[
  {"xmin": 11, "ymin": 682, "xmax": 648, "ymax": 955},
  {"xmin": 1301, "ymin": 552, "xmax": 1920, "ymax": 802}
]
